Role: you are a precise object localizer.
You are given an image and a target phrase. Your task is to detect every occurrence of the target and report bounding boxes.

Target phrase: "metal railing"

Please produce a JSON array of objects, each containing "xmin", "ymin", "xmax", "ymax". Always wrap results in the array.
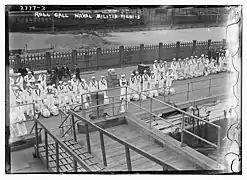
[
  {"xmin": 32, "ymin": 111, "xmax": 93, "ymax": 172},
  {"xmin": 126, "ymin": 85, "xmax": 222, "ymax": 165},
  {"xmin": 68, "ymin": 109, "xmax": 177, "ymax": 171}
]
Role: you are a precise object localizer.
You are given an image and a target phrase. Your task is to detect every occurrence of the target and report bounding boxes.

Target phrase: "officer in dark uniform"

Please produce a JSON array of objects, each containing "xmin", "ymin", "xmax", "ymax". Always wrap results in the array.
[{"xmin": 74, "ymin": 64, "xmax": 81, "ymax": 82}]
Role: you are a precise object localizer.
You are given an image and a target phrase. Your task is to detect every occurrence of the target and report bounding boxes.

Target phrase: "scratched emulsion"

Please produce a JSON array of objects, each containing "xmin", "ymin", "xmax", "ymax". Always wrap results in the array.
[{"xmin": 223, "ymin": 6, "xmax": 242, "ymax": 173}]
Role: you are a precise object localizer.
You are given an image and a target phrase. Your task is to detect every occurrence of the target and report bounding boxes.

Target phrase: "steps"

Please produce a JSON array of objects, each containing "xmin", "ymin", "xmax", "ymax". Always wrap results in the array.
[
  {"xmin": 83, "ymin": 124, "xmax": 202, "ymax": 171},
  {"xmin": 36, "ymin": 138, "xmax": 104, "ymax": 172}
]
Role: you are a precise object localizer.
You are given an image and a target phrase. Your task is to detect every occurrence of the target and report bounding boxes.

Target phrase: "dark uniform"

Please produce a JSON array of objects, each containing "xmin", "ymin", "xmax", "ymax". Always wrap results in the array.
[{"xmin": 74, "ymin": 65, "xmax": 81, "ymax": 82}]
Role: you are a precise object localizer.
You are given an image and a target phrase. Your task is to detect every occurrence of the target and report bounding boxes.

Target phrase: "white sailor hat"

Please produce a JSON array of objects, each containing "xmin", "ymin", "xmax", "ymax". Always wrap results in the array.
[
  {"xmin": 173, "ymin": 58, "xmax": 176, "ymax": 61},
  {"xmin": 164, "ymin": 61, "xmax": 167, "ymax": 63},
  {"xmin": 135, "ymin": 71, "xmax": 139, "ymax": 73},
  {"xmin": 144, "ymin": 70, "xmax": 147, "ymax": 73},
  {"xmin": 81, "ymin": 79, "xmax": 85, "ymax": 82},
  {"xmin": 72, "ymin": 74, "xmax": 76, "ymax": 78},
  {"xmin": 59, "ymin": 81, "xmax": 62, "ymax": 84},
  {"xmin": 178, "ymin": 58, "xmax": 182, "ymax": 60},
  {"xmin": 131, "ymin": 73, "xmax": 134, "ymax": 76},
  {"xmin": 151, "ymin": 71, "xmax": 154, "ymax": 73},
  {"xmin": 212, "ymin": 59, "xmax": 215, "ymax": 61},
  {"xmin": 121, "ymin": 74, "xmax": 125, "ymax": 77},
  {"xmin": 190, "ymin": 56, "xmax": 193, "ymax": 58},
  {"xmin": 52, "ymin": 84, "xmax": 56, "ymax": 87},
  {"xmin": 63, "ymin": 82, "xmax": 67, "ymax": 85},
  {"xmin": 92, "ymin": 76, "xmax": 95, "ymax": 79},
  {"xmin": 101, "ymin": 75, "xmax": 104, "ymax": 78},
  {"xmin": 201, "ymin": 54, "xmax": 204, "ymax": 57},
  {"xmin": 186, "ymin": 57, "xmax": 189, "ymax": 60},
  {"xmin": 17, "ymin": 73, "xmax": 21, "ymax": 76},
  {"xmin": 154, "ymin": 60, "xmax": 157, "ymax": 63},
  {"xmin": 67, "ymin": 80, "xmax": 71, "ymax": 83},
  {"xmin": 28, "ymin": 71, "xmax": 32, "ymax": 74},
  {"xmin": 195, "ymin": 56, "xmax": 198, "ymax": 58}
]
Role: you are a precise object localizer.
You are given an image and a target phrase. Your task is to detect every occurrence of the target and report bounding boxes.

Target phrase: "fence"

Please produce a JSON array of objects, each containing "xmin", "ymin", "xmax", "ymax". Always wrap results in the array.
[{"xmin": 9, "ymin": 39, "xmax": 226, "ymax": 73}]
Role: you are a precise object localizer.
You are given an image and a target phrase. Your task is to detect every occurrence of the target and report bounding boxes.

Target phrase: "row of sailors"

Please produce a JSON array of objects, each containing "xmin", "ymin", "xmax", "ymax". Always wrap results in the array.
[
  {"xmin": 152, "ymin": 54, "xmax": 228, "ymax": 80},
  {"xmin": 10, "ymin": 75, "xmax": 109, "ymax": 118},
  {"xmin": 11, "ymin": 71, "xmax": 47, "ymax": 91},
  {"xmin": 118, "ymin": 69, "xmax": 175, "ymax": 103}
]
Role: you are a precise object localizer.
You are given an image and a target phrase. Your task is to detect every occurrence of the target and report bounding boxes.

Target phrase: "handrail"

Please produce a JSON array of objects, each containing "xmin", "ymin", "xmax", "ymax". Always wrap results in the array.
[
  {"xmin": 128, "ymin": 86, "xmax": 221, "ymax": 128},
  {"xmin": 128, "ymin": 101, "xmax": 219, "ymax": 148},
  {"xmin": 69, "ymin": 109, "xmax": 177, "ymax": 171},
  {"xmin": 33, "ymin": 116, "xmax": 93, "ymax": 172}
]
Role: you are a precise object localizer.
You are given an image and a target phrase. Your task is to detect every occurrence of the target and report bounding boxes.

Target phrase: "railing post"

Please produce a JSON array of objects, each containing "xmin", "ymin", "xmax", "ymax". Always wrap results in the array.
[
  {"xmin": 73, "ymin": 158, "xmax": 78, "ymax": 172},
  {"xmin": 45, "ymin": 52, "xmax": 52, "ymax": 71},
  {"xmin": 125, "ymin": 86, "xmax": 128, "ymax": 113},
  {"xmin": 55, "ymin": 142, "xmax": 59, "ymax": 172},
  {"xmin": 71, "ymin": 114, "xmax": 77, "ymax": 142},
  {"xmin": 72, "ymin": 50, "xmax": 78, "ymax": 68},
  {"xmin": 209, "ymin": 77, "xmax": 212, "ymax": 96},
  {"xmin": 35, "ymin": 121, "xmax": 39, "ymax": 157},
  {"xmin": 125, "ymin": 145, "xmax": 132, "ymax": 171},
  {"xmin": 99, "ymin": 132, "xmax": 107, "ymax": 166},
  {"xmin": 85, "ymin": 123, "xmax": 91, "ymax": 153},
  {"xmin": 187, "ymin": 82, "xmax": 190, "ymax": 101},
  {"xmin": 44, "ymin": 131, "xmax": 48, "ymax": 169},
  {"xmin": 180, "ymin": 113, "xmax": 185, "ymax": 146},
  {"xmin": 192, "ymin": 40, "xmax": 197, "ymax": 56},
  {"xmin": 176, "ymin": 41, "xmax": 180, "ymax": 59},
  {"xmin": 112, "ymin": 97, "xmax": 115, "ymax": 116},
  {"xmin": 159, "ymin": 42, "xmax": 163, "ymax": 60},
  {"xmin": 217, "ymin": 127, "xmax": 221, "ymax": 166},
  {"xmin": 140, "ymin": 44, "xmax": 144, "ymax": 64},
  {"xmin": 150, "ymin": 98, "xmax": 153, "ymax": 129},
  {"xmin": 96, "ymin": 48, "xmax": 101, "ymax": 71},
  {"xmin": 119, "ymin": 45, "xmax": 124, "ymax": 67}
]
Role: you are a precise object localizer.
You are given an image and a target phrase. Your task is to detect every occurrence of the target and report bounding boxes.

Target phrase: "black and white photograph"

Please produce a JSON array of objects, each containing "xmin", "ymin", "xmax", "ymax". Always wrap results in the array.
[{"xmin": 5, "ymin": 4, "xmax": 242, "ymax": 174}]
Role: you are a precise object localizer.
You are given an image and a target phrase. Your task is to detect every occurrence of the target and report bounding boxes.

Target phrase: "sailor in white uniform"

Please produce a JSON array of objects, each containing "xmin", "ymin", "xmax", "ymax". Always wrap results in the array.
[
  {"xmin": 119, "ymin": 74, "xmax": 129, "ymax": 101},
  {"xmin": 158, "ymin": 60, "xmax": 165, "ymax": 74},
  {"xmin": 153, "ymin": 60, "xmax": 159, "ymax": 81},
  {"xmin": 149, "ymin": 71, "xmax": 158, "ymax": 98},
  {"xmin": 24, "ymin": 71, "xmax": 35, "ymax": 87},
  {"xmin": 158, "ymin": 71, "xmax": 165, "ymax": 94},
  {"xmin": 176, "ymin": 58, "xmax": 184, "ymax": 79},
  {"xmin": 51, "ymin": 84, "xmax": 59, "ymax": 106},
  {"xmin": 89, "ymin": 76, "xmax": 99, "ymax": 93},
  {"xmin": 142, "ymin": 70, "xmax": 150, "ymax": 99},
  {"xmin": 57, "ymin": 81, "xmax": 65, "ymax": 108},
  {"xmin": 38, "ymin": 71, "xmax": 47, "ymax": 90},
  {"xmin": 46, "ymin": 85, "xmax": 59, "ymax": 116},
  {"xmin": 15, "ymin": 73, "xmax": 24, "ymax": 90},
  {"xmin": 63, "ymin": 82, "xmax": 69, "ymax": 105},
  {"xmin": 34, "ymin": 84, "xmax": 43, "ymax": 115},
  {"xmin": 98, "ymin": 75, "xmax": 109, "ymax": 104},
  {"xmin": 183, "ymin": 58, "xmax": 190, "ymax": 79},
  {"xmin": 135, "ymin": 71, "xmax": 142, "ymax": 94},
  {"xmin": 204, "ymin": 57, "xmax": 210, "ymax": 76},
  {"xmin": 24, "ymin": 84, "xmax": 35, "ymax": 117},
  {"xmin": 209, "ymin": 59, "xmax": 217, "ymax": 74},
  {"xmin": 129, "ymin": 73, "xmax": 139, "ymax": 101},
  {"xmin": 78, "ymin": 79, "xmax": 90, "ymax": 108},
  {"xmin": 67, "ymin": 81, "xmax": 75, "ymax": 105},
  {"xmin": 170, "ymin": 58, "xmax": 177, "ymax": 75},
  {"xmin": 166, "ymin": 68, "xmax": 174, "ymax": 93},
  {"xmin": 71, "ymin": 74, "xmax": 79, "ymax": 95}
]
